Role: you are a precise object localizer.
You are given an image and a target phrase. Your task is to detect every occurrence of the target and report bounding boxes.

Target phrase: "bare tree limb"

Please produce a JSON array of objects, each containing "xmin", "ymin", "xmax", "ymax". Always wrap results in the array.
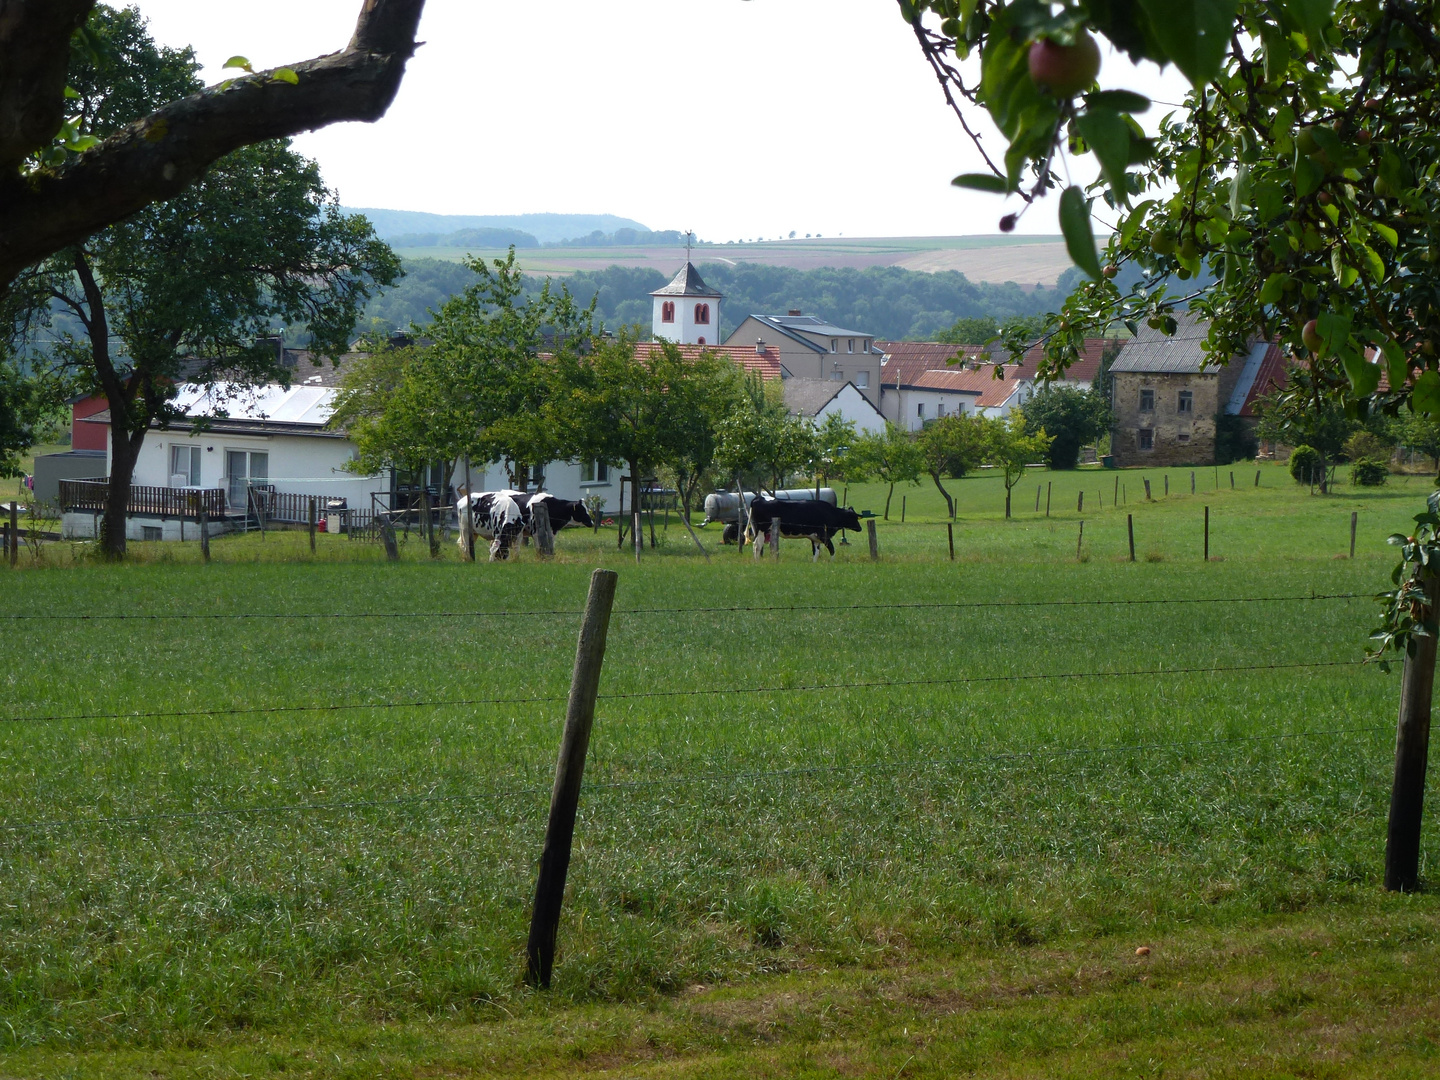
[{"xmin": 0, "ymin": 0, "xmax": 426, "ymax": 288}]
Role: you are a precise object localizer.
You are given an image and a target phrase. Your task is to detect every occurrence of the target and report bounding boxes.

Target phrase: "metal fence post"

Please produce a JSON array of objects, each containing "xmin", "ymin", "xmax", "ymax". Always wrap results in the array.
[{"xmin": 526, "ymin": 568, "xmax": 619, "ymax": 988}]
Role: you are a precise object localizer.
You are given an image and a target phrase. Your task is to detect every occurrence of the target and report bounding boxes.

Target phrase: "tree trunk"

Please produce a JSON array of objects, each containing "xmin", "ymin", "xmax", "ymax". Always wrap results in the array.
[
  {"xmin": 101, "ymin": 428, "xmax": 144, "ymax": 558},
  {"xmin": 630, "ymin": 464, "xmax": 642, "ymax": 552},
  {"xmin": 1005, "ymin": 483, "xmax": 1012, "ymax": 519},
  {"xmin": 420, "ymin": 487, "xmax": 438, "ymax": 558},
  {"xmin": 930, "ymin": 471, "xmax": 954, "ymax": 518},
  {"xmin": 884, "ymin": 481, "xmax": 894, "ymax": 520}
]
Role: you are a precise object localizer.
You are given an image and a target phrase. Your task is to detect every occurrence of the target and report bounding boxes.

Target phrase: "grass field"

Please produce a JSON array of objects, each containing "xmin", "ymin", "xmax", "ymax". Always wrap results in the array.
[
  {"xmin": 2, "ymin": 462, "xmax": 1439, "ymax": 1077},
  {"xmin": 392, "ymin": 234, "xmax": 1073, "ymax": 286}
]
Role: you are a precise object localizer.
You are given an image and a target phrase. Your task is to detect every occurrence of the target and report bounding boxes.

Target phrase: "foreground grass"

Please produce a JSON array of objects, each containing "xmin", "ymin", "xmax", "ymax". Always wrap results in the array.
[{"xmin": 1, "ymin": 463, "xmax": 1437, "ymax": 1075}]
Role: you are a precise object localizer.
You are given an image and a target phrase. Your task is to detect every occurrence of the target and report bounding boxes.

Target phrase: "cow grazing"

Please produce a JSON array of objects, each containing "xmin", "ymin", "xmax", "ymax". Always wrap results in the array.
[
  {"xmin": 744, "ymin": 497, "xmax": 863, "ymax": 560},
  {"xmin": 455, "ymin": 490, "xmax": 526, "ymax": 560},
  {"xmin": 520, "ymin": 492, "xmax": 594, "ymax": 535}
]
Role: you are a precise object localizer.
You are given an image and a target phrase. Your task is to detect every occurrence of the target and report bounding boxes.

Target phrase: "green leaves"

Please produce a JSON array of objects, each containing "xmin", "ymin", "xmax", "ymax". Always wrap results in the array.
[
  {"xmin": 1277, "ymin": 0, "xmax": 1336, "ymax": 51},
  {"xmin": 1381, "ymin": 339, "xmax": 1408, "ymax": 391},
  {"xmin": 1293, "ymin": 151, "xmax": 1324, "ymax": 197},
  {"xmin": 223, "ymin": 55, "xmax": 254, "ymax": 73},
  {"xmin": 1341, "ymin": 352, "xmax": 1380, "ymax": 397},
  {"xmin": 1413, "ymin": 370, "xmax": 1440, "ymax": 416},
  {"xmin": 1075, "ymin": 108, "xmax": 1131, "ymax": 194},
  {"xmin": 272, "ymin": 68, "xmax": 299, "ymax": 86},
  {"xmin": 1135, "ymin": 0, "xmax": 1239, "ymax": 85},
  {"xmin": 1085, "ymin": 89, "xmax": 1151, "ymax": 113},
  {"xmin": 1059, "ymin": 185, "xmax": 1102, "ymax": 279},
  {"xmin": 1259, "ymin": 272, "xmax": 1291, "ymax": 305},
  {"xmin": 951, "ymin": 173, "xmax": 1011, "ymax": 192}
]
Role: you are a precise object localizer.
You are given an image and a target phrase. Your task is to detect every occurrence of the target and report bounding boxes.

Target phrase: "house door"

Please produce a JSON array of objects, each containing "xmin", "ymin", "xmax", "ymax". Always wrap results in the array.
[{"xmin": 226, "ymin": 450, "xmax": 269, "ymax": 510}]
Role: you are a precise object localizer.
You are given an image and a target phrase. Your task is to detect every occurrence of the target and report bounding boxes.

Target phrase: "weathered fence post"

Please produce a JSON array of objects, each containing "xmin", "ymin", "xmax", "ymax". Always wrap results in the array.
[
  {"xmin": 1035, "ymin": 484, "xmax": 1042, "ymax": 513},
  {"xmin": 526, "ymin": 568, "xmax": 619, "ymax": 988},
  {"xmin": 867, "ymin": 519, "xmax": 878, "ymax": 560},
  {"xmin": 1203, "ymin": 505, "xmax": 1210, "ymax": 561},
  {"xmin": 309, "ymin": 497, "xmax": 317, "ymax": 554},
  {"xmin": 1077, "ymin": 491, "xmax": 1084, "ymax": 514},
  {"xmin": 9, "ymin": 500, "xmax": 16, "ymax": 567},
  {"xmin": 1350, "ymin": 511, "xmax": 1358, "ymax": 559},
  {"xmin": 380, "ymin": 513, "xmax": 400, "ymax": 562},
  {"xmin": 901, "ymin": 495, "xmax": 906, "ymax": 523},
  {"xmin": 1113, "ymin": 475, "xmax": 1119, "ymax": 505},
  {"xmin": 1144, "ymin": 478, "xmax": 1152, "ymax": 501},
  {"xmin": 1045, "ymin": 482, "xmax": 1051, "ymax": 517},
  {"xmin": 1230, "ymin": 470, "xmax": 1235, "ymax": 490},
  {"xmin": 534, "ymin": 503, "xmax": 556, "ymax": 558},
  {"xmin": 769, "ymin": 518, "xmax": 780, "ymax": 559},
  {"xmin": 1255, "ymin": 469, "xmax": 1261, "ymax": 488},
  {"xmin": 633, "ymin": 511, "xmax": 642, "ymax": 563},
  {"xmin": 1164, "ymin": 474, "xmax": 1169, "ymax": 497},
  {"xmin": 947, "ymin": 522, "xmax": 954, "ymax": 561},
  {"xmin": 1076, "ymin": 520, "xmax": 1084, "ymax": 560},
  {"xmin": 1127, "ymin": 513, "xmax": 1135, "ymax": 562},
  {"xmin": 192, "ymin": 493, "xmax": 210, "ymax": 564},
  {"xmin": 1191, "ymin": 471, "xmax": 1196, "ymax": 495},
  {"xmin": 1386, "ymin": 571, "xmax": 1438, "ymax": 892}
]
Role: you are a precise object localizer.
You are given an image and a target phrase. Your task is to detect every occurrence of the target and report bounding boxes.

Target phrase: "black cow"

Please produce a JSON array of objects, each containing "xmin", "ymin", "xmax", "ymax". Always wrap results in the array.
[{"xmin": 745, "ymin": 498, "xmax": 863, "ymax": 560}]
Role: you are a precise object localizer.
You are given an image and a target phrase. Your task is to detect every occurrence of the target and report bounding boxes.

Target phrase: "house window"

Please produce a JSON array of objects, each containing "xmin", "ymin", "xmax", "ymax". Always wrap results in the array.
[
  {"xmin": 661, "ymin": 301, "xmax": 675, "ymax": 323},
  {"xmin": 695, "ymin": 303, "xmax": 710, "ymax": 325},
  {"xmin": 226, "ymin": 449, "xmax": 269, "ymax": 509},
  {"xmin": 1140, "ymin": 388, "xmax": 1155, "ymax": 411},
  {"xmin": 847, "ymin": 339, "xmax": 854, "ymax": 353},
  {"xmin": 917, "ymin": 402, "xmax": 926, "ymax": 419},
  {"xmin": 855, "ymin": 371, "xmax": 869, "ymax": 389},
  {"xmin": 1138, "ymin": 429, "xmax": 1154, "ymax": 450},
  {"xmin": 1177, "ymin": 431, "xmax": 1191, "ymax": 442},
  {"xmin": 830, "ymin": 369, "xmax": 845, "ymax": 381},
  {"xmin": 1178, "ymin": 390, "xmax": 1193, "ymax": 414},
  {"xmin": 580, "ymin": 460, "xmax": 610, "ymax": 484},
  {"xmin": 937, "ymin": 401, "xmax": 947, "ymax": 418},
  {"xmin": 697, "ymin": 336, "xmax": 706, "ymax": 345},
  {"xmin": 170, "ymin": 444, "xmax": 200, "ymax": 486},
  {"xmin": 141, "ymin": 526, "xmax": 162, "ymax": 542},
  {"xmin": 830, "ymin": 339, "xmax": 838, "ymax": 352}
]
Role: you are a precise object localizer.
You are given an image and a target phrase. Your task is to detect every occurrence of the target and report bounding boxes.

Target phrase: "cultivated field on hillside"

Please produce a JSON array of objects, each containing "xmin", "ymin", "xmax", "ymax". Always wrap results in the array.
[
  {"xmin": 391, "ymin": 234, "xmax": 1074, "ymax": 287},
  {"xmin": 3, "ymin": 463, "xmax": 1438, "ymax": 1077}
]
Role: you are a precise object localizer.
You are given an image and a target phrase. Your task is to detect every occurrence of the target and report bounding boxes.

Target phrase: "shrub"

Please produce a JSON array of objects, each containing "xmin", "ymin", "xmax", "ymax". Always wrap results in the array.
[
  {"xmin": 1343, "ymin": 430, "xmax": 1393, "ymax": 464},
  {"xmin": 1289, "ymin": 445, "xmax": 1322, "ymax": 484},
  {"xmin": 1351, "ymin": 458, "xmax": 1389, "ymax": 486}
]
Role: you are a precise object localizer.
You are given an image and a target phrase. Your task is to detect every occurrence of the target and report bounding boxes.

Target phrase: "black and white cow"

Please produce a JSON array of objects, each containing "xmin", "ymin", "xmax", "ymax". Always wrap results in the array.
[
  {"xmin": 519, "ymin": 492, "xmax": 594, "ymax": 535},
  {"xmin": 744, "ymin": 497, "xmax": 864, "ymax": 560},
  {"xmin": 455, "ymin": 490, "xmax": 526, "ymax": 560}
]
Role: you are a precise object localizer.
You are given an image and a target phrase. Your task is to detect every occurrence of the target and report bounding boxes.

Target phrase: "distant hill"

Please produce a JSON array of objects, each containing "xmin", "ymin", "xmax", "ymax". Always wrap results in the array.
[{"xmin": 348, "ymin": 209, "xmax": 652, "ymax": 245}]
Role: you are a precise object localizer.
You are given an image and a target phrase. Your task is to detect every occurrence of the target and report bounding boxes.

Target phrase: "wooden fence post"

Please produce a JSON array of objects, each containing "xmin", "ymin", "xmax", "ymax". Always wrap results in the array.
[
  {"xmin": 1203, "ymin": 506, "xmax": 1210, "ymax": 561},
  {"xmin": 633, "ymin": 511, "xmax": 642, "ymax": 563},
  {"xmin": 1230, "ymin": 470, "xmax": 1235, "ymax": 489},
  {"xmin": 1035, "ymin": 484, "xmax": 1042, "ymax": 512},
  {"xmin": 769, "ymin": 518, "xmax": 780, "ymax": 559},
  {"xmin": 9, "ymin": 500, "xmax": 16, "ymax": 567},
  {"xmin": 1191, "ymin": 471, "xmax": 1195, "ymax": 495},
  {"xmin": 1045, "ymin": 482, "xmax": 1051, "ymax": 517},
  {"xmin": 309, "ymin": 497, "xmax": 317, "ymax": 554},
  {"xmin": 1164, "ymin": 474, "xmax": 1169, "ymax": 497},
  {"xmin": 1255, "ymin": 469, "xmax": 1261, "ymax": 488},
  {"xmin": 380, "ymin": 513, "xmax": 400, "ymax": 562},
  {"xmin": 1076, "ymin": 520, "xmax": 1084, "ymax": 560},
  {"xmin": 947, "ymin": 522, "xmax": 954, "ymax": 561},
  {"xmin": 1144, "ymin": 478, "xmax": 1152, "ymax": 501},
  {"xmin": 1386, "ymin": 571, "xmax": 1437, "ymax": 892},
  {"xmin": 1077, "ymin": 491, "xmax": 1084, "ymax": 513},
  {"xmin": 1350, "ymin": 511, "xmax": 1358, "ymax": 559},
  {"xmin": 192, "ymin": 493, "xmax": 210, "ymax": 564},
  {"xmin": 526, "ymin": 568, "xmax": 619, "ymax": 988},
  {"xmin": 534, "ymin": 503, "xmax": 556, "ymax": 558},
  {"xmin": 867, "ymin": 519, "xmax": 878, "ymax": 560},
  {"xmin": 901, "ymin": 495, "xmax": 906, "ymax": 523},
  {"xmin": 1127, "ymin": 513, "xmax": 1135, "ymax": 562},
  {"xmin": 1113, "ymin": 475, "xmax": 1119, "ymax": 505}
]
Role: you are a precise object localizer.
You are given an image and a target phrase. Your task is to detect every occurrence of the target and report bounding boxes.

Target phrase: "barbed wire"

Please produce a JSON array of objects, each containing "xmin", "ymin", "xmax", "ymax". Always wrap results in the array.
[
  {"xmin": 3, "ymin": 659, "xmax": 1370, "ymax": 728},
  {"xmin": 0, "ymin": 592, "xmax": 1369, "ymax": 622},
  {"xmin": 0, "ymin": 723, "xmax": 1388, "ymax": 834}
]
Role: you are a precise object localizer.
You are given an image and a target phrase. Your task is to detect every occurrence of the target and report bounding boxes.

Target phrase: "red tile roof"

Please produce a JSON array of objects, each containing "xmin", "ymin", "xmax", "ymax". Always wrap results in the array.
[
  {"xmin": 635, "ymin": 341, "xmax": 782, "ymax": 380},
  {"xmin": 875, "ymin": 338, "xmax": 1116, "ymax": 409}
]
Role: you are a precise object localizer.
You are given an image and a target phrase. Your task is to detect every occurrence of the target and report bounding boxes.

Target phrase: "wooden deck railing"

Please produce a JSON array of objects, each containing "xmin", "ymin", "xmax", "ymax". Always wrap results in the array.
[{"xmin": 59, "ymin": 479, "xmax": 227, "ymax": 518}]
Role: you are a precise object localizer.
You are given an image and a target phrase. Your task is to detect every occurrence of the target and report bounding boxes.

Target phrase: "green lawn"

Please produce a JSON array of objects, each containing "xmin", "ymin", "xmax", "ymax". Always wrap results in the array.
[{"xmin": 2, "ymin": 462, "xmax": 1437, "ymax": 1077}]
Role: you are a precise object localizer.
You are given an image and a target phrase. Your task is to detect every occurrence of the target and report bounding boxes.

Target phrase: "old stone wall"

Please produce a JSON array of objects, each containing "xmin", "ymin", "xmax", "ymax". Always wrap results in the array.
[{"xmin": 1111, "ymin": 371, "xmax": 1220, "ymax": 466}]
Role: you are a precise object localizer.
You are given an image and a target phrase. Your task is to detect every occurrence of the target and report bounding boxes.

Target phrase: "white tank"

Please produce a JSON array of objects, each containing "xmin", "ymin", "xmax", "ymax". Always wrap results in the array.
[{"xmin": 701, "ymin": 488, "xmax": 837, "ymax": 524}]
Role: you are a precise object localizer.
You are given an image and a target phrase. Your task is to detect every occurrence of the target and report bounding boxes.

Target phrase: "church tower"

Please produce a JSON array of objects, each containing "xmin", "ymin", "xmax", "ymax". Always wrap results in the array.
[{"xmin": 651, "ymin": 261, "xmax": 723, "ymax": 345}]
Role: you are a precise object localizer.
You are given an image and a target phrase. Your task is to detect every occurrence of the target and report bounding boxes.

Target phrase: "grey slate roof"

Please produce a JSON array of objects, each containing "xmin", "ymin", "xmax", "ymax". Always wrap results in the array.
[
  {"xmin": 651, "ymin": 262, "xmax": 722, "ymax": 297},
  {"xmin": 782, "ymin": 377, "xmax": 846, "ymax": 417},
  {"xmin": 1109, "ymin": 312, "xmax": 1213, "ymax": 373}
]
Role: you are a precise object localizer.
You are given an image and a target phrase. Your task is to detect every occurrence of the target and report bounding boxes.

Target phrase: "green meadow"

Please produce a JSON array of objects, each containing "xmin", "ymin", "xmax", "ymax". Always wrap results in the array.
[{"xmin": 2, "ymin": 461, "xmax": 1438, "ymax": 1077}]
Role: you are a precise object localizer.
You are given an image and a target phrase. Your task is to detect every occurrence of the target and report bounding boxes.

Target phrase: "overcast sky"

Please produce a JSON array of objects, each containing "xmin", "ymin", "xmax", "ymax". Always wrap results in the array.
[{"xmin": 134, "ymin": 1, "xmax": 1188, "ymax": 241}]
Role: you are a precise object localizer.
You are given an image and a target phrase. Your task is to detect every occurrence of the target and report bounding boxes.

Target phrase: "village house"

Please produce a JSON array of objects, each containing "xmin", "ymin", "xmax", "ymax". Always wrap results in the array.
[
  {"xmin": 724, "ymin": 311, "xmax": 884, "ymax": 405},
  {"xmin": 1108, "ymin": 313, "xmax": 1286, "ymax": 466},
  {"xmin": 875, "ymin": 338, "xmax": 1112, "ymax": 428}
]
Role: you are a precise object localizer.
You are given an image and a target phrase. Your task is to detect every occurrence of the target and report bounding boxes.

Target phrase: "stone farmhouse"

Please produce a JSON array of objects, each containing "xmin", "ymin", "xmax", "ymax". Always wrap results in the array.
[{"xmin": 1108, "ymin": 313, "xmax": 1287, "ymax": 466}]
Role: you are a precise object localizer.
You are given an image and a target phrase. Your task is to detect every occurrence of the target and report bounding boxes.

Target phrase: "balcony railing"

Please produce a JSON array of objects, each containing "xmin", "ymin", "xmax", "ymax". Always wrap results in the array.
[{"xmin": 58, "ymin": 479, "xmax": 227, "ymax": 518}]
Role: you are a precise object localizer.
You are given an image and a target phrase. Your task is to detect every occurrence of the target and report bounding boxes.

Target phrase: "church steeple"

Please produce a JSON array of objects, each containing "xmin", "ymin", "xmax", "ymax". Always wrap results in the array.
[{"xmin": 651, "ymin": 255, "xmax": 723, "ymax": 346}]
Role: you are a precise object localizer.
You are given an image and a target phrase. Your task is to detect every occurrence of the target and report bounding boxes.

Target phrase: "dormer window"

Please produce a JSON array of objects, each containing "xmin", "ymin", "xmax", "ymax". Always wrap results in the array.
[
  {"xmin": 694, "ymin": 303, "xmax": 710, "ymax": 325},
  {"xmin": 661, "ymin": 301, "xmax": 675, "ymax": 323}
]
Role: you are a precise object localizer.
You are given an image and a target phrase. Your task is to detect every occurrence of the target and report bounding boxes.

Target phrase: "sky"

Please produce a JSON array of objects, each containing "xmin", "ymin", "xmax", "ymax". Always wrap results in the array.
[{"xmin": 134, "ymin": 0, "xmax": 1190, "ymax": 242}]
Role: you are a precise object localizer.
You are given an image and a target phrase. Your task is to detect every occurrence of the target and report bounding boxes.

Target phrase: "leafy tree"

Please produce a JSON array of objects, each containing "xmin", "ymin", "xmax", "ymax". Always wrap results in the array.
[
  {"xmin": 813, "ymin": 413, "xmax": 861, "ymax": 493},
  {"xmin": 1255, "ymin": 369, "xmax": 1355, "ymax": 492},
  {"xmin": 424, "ymin": 249, "xmax": 594, "ymax": 490},
  {"xmin": 987, "ymin": 412, "xmax": 1053, "ymax": 519},
  {"xmin": 917, "ymin": 413, "xmax": 988, "ymax": 516},
  {"xmin": 854, "ymin": 423, "xmax": 924, "ymax": 520},
  {"xmin": 0, "ymin": 359, "xmax": 42, "ymax": 478},
  {"xmin": 1395, "ymin": 410, "xmax": 1440, "ymax": 479},
  {"xmin": 0, "ymin": 0, "xmax": 424, "ymax": 289},
  {"xmin": 906, "ymin": 0, "xmax": 1440, "ymax": 427},
  {"xmin": 1214, "ymin": 412, "xmax": 1259, "ymax": 465},
  {"xmin": 1020, "ymin": 384, "xmax": 1111, "ymax": 469},
  {"xmin": 937, "ymin": 316, "xmax": 1000, "ymax": 345}
]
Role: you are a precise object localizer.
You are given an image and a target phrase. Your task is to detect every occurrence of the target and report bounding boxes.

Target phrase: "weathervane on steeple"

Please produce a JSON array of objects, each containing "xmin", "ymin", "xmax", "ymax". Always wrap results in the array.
[{"xmin": 685, "ymin": 229, "xmax": 694, "ymax": 262}]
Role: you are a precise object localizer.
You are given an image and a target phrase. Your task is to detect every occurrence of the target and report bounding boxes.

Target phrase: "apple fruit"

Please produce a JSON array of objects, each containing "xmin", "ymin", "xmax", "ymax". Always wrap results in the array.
[
  {"xmin": 1317, "ymin": 190, "xmax": 1333, "ymax": 205},
  {"xmin": 1150, "ymin": 229, "xmax": 1177, "ymax": 255},
  {"xmin": 1178, "ymin": 235, "xmax": 1199, "ymax": 260},
  {"xmin": 1103, "ymin": 264, "xmax": 1119, "ymax": 278},
  {"xmin": 1027, "ymin": 32, "xmax": 1101, "ymax": 97},
  {"xmin": 1302, "ymin": 319, "xmax": 1324, "ymax": 354}
]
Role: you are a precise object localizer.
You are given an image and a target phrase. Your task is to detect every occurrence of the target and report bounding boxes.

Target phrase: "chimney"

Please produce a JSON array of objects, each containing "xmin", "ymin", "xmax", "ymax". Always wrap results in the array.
[
  {"xmin": 756, "ymin": 338, "xmax": 766, "ymax": 355},
  {"xmin": 787, "ymin": 309, "xmax": 802, "ymax": 317}
]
